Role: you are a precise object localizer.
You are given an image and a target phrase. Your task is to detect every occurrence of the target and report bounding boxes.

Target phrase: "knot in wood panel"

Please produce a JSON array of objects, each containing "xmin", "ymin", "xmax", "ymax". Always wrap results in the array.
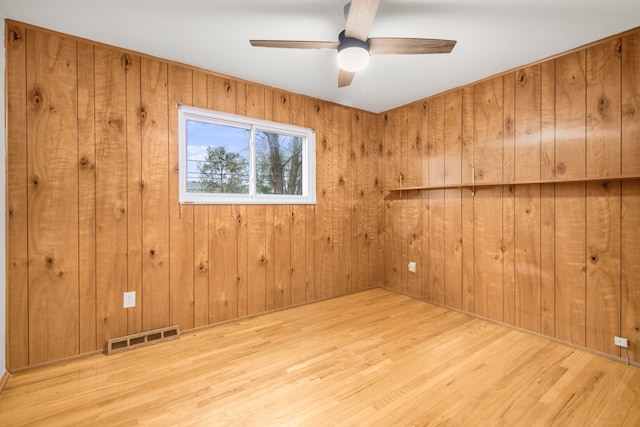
[
  {"xmin": 505, "ymin": 117, "xmax": 513, "ymax": 133},
  {"xmin": 31, "ymin": 88, "xmax": 43, "ymax": 110},
  {"xmin": 108, "ymin": 119, "xmax": 122, "ymax": 129},
  {"xmin": 10, "ymin": 29, "xmax": 22, "ymax": 44},
  {"xmin": 121, "ymin": 55, "xmax": 132, "ymax": 71},
  {"xmin": 598, "ymin": 97, "xmax": 609, "ymax": 116},
  {"xmin": 518, "ymin": 71, "xmax": 527, "ymax": 86},
  {"xmin": 198, "ymin": 261, "xmax": 208, "ymax": 272},
  {"xmin": 556, "ymin": 162, "xmax": 566, "ymax": 174}
]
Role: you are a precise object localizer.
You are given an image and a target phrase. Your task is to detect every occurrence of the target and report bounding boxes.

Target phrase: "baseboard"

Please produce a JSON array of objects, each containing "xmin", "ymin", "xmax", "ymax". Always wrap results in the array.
[{"xmin": 0, "ymin": 369, "xmax": 9, "ymax": 395}]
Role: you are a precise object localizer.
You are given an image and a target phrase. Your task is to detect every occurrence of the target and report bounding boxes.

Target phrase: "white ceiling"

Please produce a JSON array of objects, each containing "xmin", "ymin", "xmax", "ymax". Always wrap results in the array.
[{"xmin": 1, "ymin": 0, "xmax": 639, "ymax": 113}]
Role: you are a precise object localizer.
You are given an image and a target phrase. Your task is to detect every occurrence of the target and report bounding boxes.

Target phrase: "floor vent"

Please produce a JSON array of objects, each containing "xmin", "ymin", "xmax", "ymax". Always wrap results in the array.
[{"xmin": 107, "ymin": 325, "xmax": 181, "ymax": 355}]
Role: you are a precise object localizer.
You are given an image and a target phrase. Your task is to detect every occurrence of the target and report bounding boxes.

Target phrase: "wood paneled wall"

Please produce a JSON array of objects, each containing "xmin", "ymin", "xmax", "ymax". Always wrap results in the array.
[
  {"xmin": 382, "ymin": 28, "xmax": 640, "ymax": 362},
  {"xmin": 5, "ymin": 21, "xmax": 382, "ymax": 371}
]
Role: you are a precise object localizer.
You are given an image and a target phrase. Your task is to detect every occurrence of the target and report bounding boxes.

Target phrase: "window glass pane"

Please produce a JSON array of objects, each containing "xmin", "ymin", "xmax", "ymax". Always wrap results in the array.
[
  {"xmin": 255, "ymin": 130, "xmax": 304, "ymax": 195},
  {"xmin": 186, "ymin": 120, "xmax": 250, "ymax": 194}
]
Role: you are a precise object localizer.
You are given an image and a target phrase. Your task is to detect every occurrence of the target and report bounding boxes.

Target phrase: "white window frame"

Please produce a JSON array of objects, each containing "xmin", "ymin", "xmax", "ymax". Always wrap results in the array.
[{"xmin": 178, "ymin": 105, "xmax": 316, "ymax": 205}]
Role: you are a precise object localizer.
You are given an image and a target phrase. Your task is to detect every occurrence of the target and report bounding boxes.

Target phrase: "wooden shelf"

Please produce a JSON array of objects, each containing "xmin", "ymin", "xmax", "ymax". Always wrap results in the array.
[{"xmin": 386, "ymin": 175, "xmax": 640, "ymax": 194}]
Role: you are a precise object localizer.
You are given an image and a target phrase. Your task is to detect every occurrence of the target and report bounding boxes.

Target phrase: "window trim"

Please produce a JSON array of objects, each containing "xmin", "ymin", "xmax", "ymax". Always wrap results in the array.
[{"xmin": 178, "ymin": 105, "xmax": 316, "ymax": 205}]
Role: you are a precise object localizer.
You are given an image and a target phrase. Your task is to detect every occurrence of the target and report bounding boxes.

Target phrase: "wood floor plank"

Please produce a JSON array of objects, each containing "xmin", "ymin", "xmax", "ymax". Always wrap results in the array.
[{"xmin": 1, "ymin": 288, "xmax": 638, "ymax": 426}]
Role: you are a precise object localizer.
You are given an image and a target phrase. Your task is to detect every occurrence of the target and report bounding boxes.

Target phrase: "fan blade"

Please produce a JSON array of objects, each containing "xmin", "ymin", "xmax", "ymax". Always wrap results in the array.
[
  {"xmin": 250, "ymin": 40, "xmax": 339, "ymax": 49},
  {"xmin": 369, "ymin": 38, "xmax": 456, "ymax": 55},
  {"xmin": 338, "ymin": 69, "xmax": 356, "ymax": 87},
  {"xmin": 345, "ymin": 0, "xmax": 380, "ymax": 41}
]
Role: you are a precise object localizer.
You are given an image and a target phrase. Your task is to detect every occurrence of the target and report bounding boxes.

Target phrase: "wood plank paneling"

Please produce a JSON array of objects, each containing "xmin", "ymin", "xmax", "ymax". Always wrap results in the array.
[
  {"xmin": 585, "ymin": 181, "xmax": 620, "ymax": 356},
  {"xmin": 514, "ymin": 184, "xmax": 541, "ymax": 333},
  {"xmin": 461, "ymin": 88, "xmax": 475, "ymax": 313},
  {"xmin": 383, "ymin": 110, "xmax": 403, "ymax": 292},
  {"xmin": 265, "ymin": 205, "xmax": 276, "ymax": 311},
  {"xmin": 274, "ymin": 206, "xmax": 292, "ymax": 309},
  {"xmin": 428, "ymin": 96, "xmax": 445, "ymax": 304},
  {"xmin": 192, "ymin": 70, "xmax": 210, "ymax": 328},
  {"xmin": 503, "ymin": 75, "xmax": 516, "ymax": 326},
  {"xmin": 26, "ymin": 30, "xmax": 80, "ymax": 364},
  {"xmin": 622, "ymin": 32, "xmax": 640, "ymax": 175},
  {"xmin": 6, "ymin": 23, "xmax": 30, "ymax": 370},
  {"xmin": 369, "ymin": 114, "xmax": 383, "ymax": 289},
  {"xmin": 290, "ymin": 95, "xmax": 307, "ymax": 304},
  {"xmin": 473, "ymin": 79, "xmax": 504, "ymax": 321},
  {"xmin": 247, "ymin": 206, "xmax": 267, "ymax": 315},
  {"xmin": 141, "ymin": 58, "xmax": 170, "ymax": 331},
  {"xmin": 291, "ymin": 205, "xmax": 306, "ymax": 305},
  {"xmin": 210, "ymin": 206, "xmax": 239, "ymax": 321},
  {"xmin": 168, "ymin": 64, "xmax": 195, "ymax": 330},
  {"xmin": 77, "ymin": 42, "xmax": 97, "ymax": 354},
  {"xmin": 236, "ymin": 205, "xmax": 248, "ymax": 318},
  {"xmin": 540, "ymin": 61, "xmax": 556, "ymax": 337},
  {"xmin": 541, "ymin": 61, "xmax": 556, "ymax": 181},
  {"xmin": 95, "ymin": 46, "xmax": 128, "ymax": 347},
  {"xmin": 515, "ymin": 65, "xmax": 541, "ymax": 181},
  {"xmin": 586, "ymin": 39, "xmax": 621, "ymax": 177},
  {"xmin": 473, "ymin": 187, "xmax": 504, "ymax": 322},
  {"xmin": 444, "ymin": 92, "xmax": 463, "ymax": 308},
  {"xmin": 125, "ymin": 53, "xmax": 144, "ymax": 335},
  {"xmin": 354, "ymin": 111, "xmax": 369, "ymax": 292},
  {"xmin": 540, "ymin": 184, "xmax": 555, "ymax": 337},
  {"xmin": 333, "ymin": 105, "xmax": 354, "ymax": 295},
  {"xmin": 555, "ymin": 51, "xmax": 586, "ymax": 180},
  {"xmin": 621, "ymin": 181, "xmax": 640, "ymax": 363},
  {"xmin": 554, "ymin": 183, "xmax": 586, "ymax": 346},
  {"xmin": 474, "ymin": 78, "xmax": 503, "ymax": 183},
  {"xmin": 502, "ymin": 185, "xmax": 516, "ymax": 326},
  {"xmin": 405, "ymin": 105, "xmax": 421, "ymax": 297},
  {"xmin": 313, "ymin": 101, "xmax": 334, "ymax": 300},
  {"xmin": 303, "ymin": 99, "xmax": 317, "ymax": 302}
]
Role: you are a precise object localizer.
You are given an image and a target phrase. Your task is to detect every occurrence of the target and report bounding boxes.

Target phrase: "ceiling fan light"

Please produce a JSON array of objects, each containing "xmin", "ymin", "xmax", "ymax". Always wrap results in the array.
[{"xmin": 337, "ymin": 46, "xmax": 370, "ymax": 72}]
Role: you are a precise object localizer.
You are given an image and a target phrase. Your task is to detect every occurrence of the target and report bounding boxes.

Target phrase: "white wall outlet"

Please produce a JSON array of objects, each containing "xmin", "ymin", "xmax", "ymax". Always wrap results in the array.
[
  {"xmin": 614, "ymin": 336, "xmax": 628, "ymax": 348},
  {"xmin": 123, "ymin": 291, "xmax": 136, "ymax": 309},
  {"xmin": 408, "ymin": 262, "xmax": 417, "ymax": 273}
]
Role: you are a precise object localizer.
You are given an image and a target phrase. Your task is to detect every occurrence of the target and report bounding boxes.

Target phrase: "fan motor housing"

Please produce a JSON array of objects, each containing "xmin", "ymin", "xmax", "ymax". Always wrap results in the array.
[{"xmin": 338, "ymin": 30, "xmax": 370, "ymax": 52}]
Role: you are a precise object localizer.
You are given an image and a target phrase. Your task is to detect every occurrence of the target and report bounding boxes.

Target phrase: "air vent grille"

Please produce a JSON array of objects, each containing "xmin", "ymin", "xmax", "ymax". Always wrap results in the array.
[{"xmin": 107, "ymin": 325, "xmax": 180, "ymax": 355}]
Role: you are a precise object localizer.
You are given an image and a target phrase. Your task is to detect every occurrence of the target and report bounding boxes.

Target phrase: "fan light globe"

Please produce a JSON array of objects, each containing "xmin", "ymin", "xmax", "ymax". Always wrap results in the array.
[{"xmin": 337, "ymin": 46, "xmax": 370, "ymax": 72}]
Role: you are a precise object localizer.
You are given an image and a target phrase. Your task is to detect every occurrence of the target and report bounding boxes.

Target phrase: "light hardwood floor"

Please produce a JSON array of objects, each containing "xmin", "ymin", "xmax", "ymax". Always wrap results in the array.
[{"xmin": 1, "ymin": 288, "xmax": 639, "ymax": 426}]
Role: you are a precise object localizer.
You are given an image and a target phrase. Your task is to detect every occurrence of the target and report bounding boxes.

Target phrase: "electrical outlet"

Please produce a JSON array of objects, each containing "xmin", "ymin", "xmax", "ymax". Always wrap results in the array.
[
  {"xmin": 614, "ymin": 336, "xmax": 628, "ymax": 348},
  {"xmin": 123, "ymin": 291, "xmax": 136, "ymax": 309},
  {"xmin": 408, "ymin": 262, "xmax": 417, "ymax": 273}
]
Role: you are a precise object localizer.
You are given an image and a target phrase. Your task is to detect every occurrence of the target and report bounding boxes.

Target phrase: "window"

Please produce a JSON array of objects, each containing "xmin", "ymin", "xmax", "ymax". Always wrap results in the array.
[{"xmin": 178, "ymin": 105, "xmax": 316, "ymax": 204}]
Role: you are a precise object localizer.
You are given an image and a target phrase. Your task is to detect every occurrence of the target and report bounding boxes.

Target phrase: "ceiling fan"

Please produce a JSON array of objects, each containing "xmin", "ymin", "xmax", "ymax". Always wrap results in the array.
[{"xmin": 250, "ymin": 0, "xmax": 456, "ymax": 88}]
